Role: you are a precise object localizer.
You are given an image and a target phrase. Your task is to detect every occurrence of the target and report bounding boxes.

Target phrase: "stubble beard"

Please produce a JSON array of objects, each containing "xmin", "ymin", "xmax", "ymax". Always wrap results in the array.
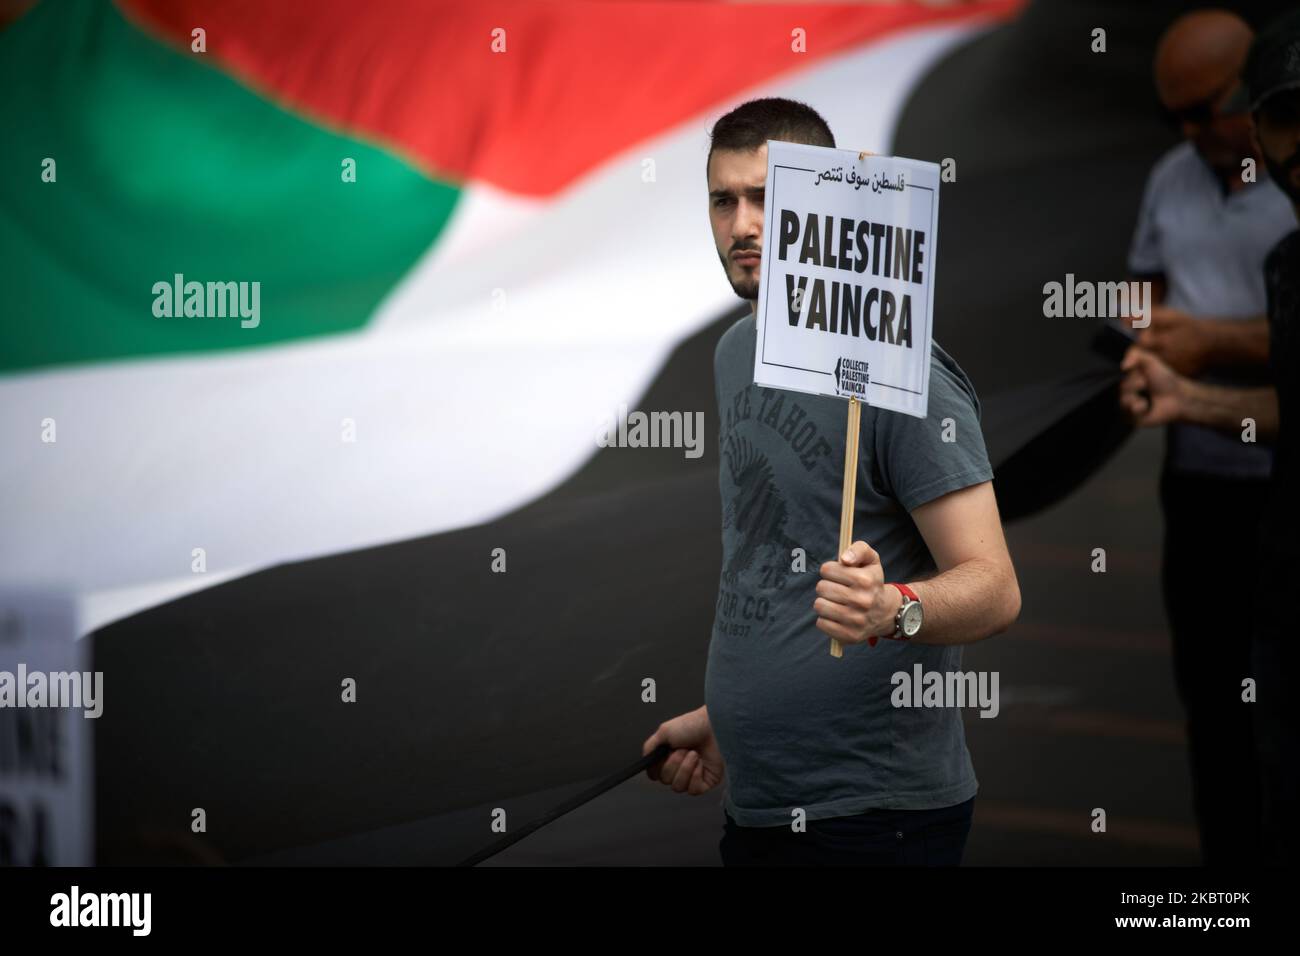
[{"xmin": 719, "ymin": 250, "xmax": 759, "ymax": 301}]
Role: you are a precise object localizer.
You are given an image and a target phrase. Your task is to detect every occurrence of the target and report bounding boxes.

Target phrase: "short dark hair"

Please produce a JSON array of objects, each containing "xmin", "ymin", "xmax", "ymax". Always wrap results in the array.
[{"xmin": 706, "ymin": 97, "xmax": 836, "ymax": 179}]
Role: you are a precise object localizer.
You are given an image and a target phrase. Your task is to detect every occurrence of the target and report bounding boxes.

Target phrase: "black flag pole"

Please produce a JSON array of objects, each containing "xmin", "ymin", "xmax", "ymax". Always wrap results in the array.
[{"xmin": 455, "ymin": 743, "xmax": 673, "ymax": 867}]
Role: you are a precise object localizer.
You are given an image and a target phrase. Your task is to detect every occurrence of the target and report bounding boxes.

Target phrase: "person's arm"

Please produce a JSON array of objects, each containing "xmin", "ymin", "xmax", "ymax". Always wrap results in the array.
[
  {"xmin": 1176, "ymin": 379, "xmax": 1278, "ymax": 434},
  {"xmin": 1120, "ymin": 345, "xmax": 1279, "ymax": 438},
  {"xmin": 815, "ymin": 481, "xmax": 1020, "ymax": 648},
  {"xmin": 1193, "ymin": 315, "xmax": 1270, "ymax": 366},
  {"xmin": 1134, "ymin": 306, "xmax": 1270, "ymax": 374}
]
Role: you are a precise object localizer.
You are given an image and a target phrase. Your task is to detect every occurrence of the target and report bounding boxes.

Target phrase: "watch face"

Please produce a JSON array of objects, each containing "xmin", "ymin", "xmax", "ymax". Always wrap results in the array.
[{"xmin": 901, "ymin": 601, "xmax": 923, "ymax": 637}]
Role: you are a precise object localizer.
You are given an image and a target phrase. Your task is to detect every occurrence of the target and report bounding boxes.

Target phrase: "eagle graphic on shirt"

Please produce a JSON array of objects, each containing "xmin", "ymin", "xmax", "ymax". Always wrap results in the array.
[{"xmin": 721, "ymin": 435, "xmax": 801, "ymax": 584}]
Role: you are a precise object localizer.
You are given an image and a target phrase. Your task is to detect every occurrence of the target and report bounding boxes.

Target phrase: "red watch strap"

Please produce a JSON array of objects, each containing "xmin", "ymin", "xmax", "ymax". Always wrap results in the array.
[
  {"xmin": 867, "ymin": 584, "xmax": 917, "ymax": 646},
  {"xmin": 888, "ymin": 583, "xmax": 918, "ymax": 603}
]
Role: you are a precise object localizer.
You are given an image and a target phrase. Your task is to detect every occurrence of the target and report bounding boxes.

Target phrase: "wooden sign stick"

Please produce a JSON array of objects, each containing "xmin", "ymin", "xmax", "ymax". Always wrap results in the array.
[
  {"xmin": 831, "ymin": 395, "xmax": 861, "ymax": 658},
  {"xmin": 829, "ymin": 148, "xmax": 875, "ymax": 659}
]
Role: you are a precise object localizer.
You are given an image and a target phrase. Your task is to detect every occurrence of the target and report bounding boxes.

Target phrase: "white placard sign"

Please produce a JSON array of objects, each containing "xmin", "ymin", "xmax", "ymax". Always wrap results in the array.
[
  {"xmin": 0, "ymin": 592, "xmax": 93, "ymax": 865},
  {"xmin": 754, "ymin": 141, "xmax": 941, "ymax": 418}
]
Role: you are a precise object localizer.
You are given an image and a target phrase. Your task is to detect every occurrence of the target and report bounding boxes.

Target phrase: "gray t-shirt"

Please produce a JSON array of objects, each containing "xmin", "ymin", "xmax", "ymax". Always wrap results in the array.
[
  {"xmin": 1128, "ymin": 141, "xmax": 1297, "ymax": 479},
  {"xmin": 705, "ymin": 312, "xmax": 994, "ymax": 827}
]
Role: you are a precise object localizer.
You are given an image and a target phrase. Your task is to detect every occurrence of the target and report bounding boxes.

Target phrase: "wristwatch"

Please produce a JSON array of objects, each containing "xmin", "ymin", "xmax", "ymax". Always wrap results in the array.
[{"xmin": 867, "ymin": 583, "xmax": 922, "ymax": 645}]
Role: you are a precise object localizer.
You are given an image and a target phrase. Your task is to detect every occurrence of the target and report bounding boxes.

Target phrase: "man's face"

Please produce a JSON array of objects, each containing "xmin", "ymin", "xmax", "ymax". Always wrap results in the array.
[
  {"xmin": 1254, "ymin": 88, "xmax": 1300, "ymax": 206},
  {"xmin": 1158, "ymin": 68, "xmax": 1254, "ymax": 170},
  {"xmin": 707, "ymin": 145, "xmax": 767, "ymax": 303}
]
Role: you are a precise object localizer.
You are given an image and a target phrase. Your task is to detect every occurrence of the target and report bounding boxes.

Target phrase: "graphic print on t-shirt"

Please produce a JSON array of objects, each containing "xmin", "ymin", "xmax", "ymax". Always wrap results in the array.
[
  {"xmin": 720, "ymin": 434, "xmax": 801, "ymax": 584},
  {"xmin": 716, "ymin": 378, "xmax": 837, "ymax": 610}
]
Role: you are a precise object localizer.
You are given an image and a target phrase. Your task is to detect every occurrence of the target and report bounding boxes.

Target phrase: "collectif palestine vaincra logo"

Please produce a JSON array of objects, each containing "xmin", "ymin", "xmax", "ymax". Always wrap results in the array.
[{"xmin": 834, "ymin": 356, "xmax": 869, "ymax": 397}]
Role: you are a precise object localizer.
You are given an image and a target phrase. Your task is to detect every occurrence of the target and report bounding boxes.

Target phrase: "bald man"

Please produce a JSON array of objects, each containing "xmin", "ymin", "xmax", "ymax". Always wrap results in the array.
[
  {"xmin": 1125, "ymin": 9, "xmax": 1298, "ymax": 866},
  {"xmin": 1124, "ymin": 6, "xmax": 1300, "ymax": 870}
]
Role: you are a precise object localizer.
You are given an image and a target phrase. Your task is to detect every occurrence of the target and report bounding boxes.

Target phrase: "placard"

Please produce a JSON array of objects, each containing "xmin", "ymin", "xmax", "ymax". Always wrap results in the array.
[
  {"xmin": 754, "ymin": 141, "xmax": 941, "ymax": 418},
  {"xmin": 0, "ymin": 592, "xmax": 93, "ymax": 865}
]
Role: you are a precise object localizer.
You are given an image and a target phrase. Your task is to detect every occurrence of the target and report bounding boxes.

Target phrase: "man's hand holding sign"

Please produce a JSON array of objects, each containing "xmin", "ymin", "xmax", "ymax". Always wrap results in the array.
[
  {"xmin": 815, "ymin": 540, "xmax": 903, "ymax": 647},
  {"xmin": 815, "ymin": 482, "xmax": 1018, "ymax": 651}
]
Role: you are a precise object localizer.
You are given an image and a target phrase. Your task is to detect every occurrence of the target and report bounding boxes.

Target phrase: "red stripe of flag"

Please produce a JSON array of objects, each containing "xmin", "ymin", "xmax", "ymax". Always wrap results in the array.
[{"xmin": 117, "ymin": 0, "xmax": 1021, "ymax": 196}]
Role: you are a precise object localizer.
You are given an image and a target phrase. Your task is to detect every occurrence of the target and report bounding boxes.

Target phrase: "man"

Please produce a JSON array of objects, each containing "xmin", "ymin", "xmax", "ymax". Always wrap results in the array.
[
  {"xmin": 1123, "ymin": 8, "xmax": 1297, "ymax": 865},
  {"xmin": 641, "ymin": 98, "xmax": 1020, "ymax": 866},
  {"xmin": 1122, "ymin": 10, "xmax": 1300, "ymax": 866}
]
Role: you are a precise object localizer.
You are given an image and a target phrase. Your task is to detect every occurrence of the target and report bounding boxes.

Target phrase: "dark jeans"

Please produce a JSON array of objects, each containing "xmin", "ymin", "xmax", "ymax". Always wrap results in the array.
[
  {"xmin": 1159, "ymin": 469, "xmax": 1269, "ymax": 865},
  {"xmin": 719, "ymin": 797, "xmax": 975, "ymax": 866},
  {"xmin": 1252, "ymin": 559, "xmax": 1299, "ymax": 866}
]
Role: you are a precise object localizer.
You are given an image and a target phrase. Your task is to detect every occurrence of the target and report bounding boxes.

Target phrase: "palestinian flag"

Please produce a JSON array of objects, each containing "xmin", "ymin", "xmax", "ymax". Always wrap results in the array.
[
  {"xmin": 1, "ymin": 0, "xmax": 1021, "ymax": 634},
  {"xmin": 7, "ymin": 0, "xmax": 1163, "ymax": 866}
]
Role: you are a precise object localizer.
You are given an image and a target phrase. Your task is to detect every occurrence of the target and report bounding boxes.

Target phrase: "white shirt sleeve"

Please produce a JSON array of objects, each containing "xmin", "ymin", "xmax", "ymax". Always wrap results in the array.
[{"xmin": 1127, "ymin": 165, "xmax": 1165, "ymax": 277}]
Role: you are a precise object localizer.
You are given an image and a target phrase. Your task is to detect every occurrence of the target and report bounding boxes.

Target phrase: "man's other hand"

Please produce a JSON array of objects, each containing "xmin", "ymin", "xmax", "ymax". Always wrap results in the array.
[{"xmin": 642, "ymin": 706, "xmax": 725, "ymax": 795}]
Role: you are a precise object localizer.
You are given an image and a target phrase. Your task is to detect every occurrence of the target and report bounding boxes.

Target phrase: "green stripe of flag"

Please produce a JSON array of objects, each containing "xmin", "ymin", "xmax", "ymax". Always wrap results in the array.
[{"xmin": 0, "ymin": 0, "xmax": 459, "ymax": 373}]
